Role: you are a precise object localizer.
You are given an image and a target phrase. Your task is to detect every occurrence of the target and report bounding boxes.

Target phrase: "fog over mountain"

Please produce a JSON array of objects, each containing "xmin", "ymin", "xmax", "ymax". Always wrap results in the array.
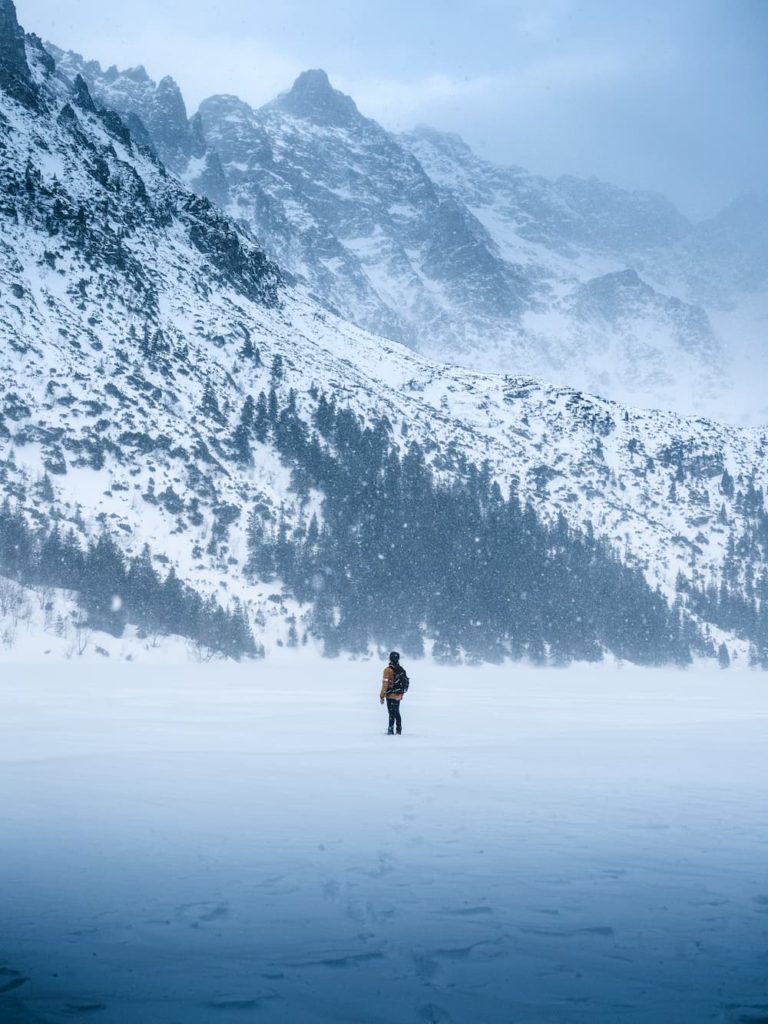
[
  {"xmin": 17, "ymin": 0, "xmax": 768, "ymax": 219},
  {"xmin": 47, "ymin": 43, "xmax": 768, "ymax": 423}
]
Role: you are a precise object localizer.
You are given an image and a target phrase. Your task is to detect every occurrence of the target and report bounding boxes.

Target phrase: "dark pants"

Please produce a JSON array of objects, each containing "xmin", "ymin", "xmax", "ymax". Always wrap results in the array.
[{"xmin": 386, "ymin": 698, "xmax": 402, "ymax": 733}]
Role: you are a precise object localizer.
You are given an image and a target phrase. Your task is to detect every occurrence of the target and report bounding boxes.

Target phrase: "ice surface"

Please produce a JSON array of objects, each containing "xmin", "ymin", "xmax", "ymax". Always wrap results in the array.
[{"xmin": 1, "ymin": 658, "xmax": 767, "ymax": 1023}]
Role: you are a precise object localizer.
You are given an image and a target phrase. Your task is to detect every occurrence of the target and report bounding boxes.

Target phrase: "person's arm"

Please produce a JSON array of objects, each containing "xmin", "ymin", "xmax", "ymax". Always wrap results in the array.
[{"xmin": 380, "ymin": 666, "xmax": 392, "ymax": 702}]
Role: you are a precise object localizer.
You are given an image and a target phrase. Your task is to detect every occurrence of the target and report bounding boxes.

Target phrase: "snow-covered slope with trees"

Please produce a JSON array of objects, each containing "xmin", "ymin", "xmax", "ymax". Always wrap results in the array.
[
  {"xmin": 46, "ymin": 47, "xmax": 768, "ymax": 422},
  {"xmin": 1, "ymin": 0, "xmax": 767, "ymax": 664}
]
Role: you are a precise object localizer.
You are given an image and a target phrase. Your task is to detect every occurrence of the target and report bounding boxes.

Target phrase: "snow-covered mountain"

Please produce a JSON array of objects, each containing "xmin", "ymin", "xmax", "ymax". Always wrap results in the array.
[
  {"xmin": 45, "ymin": 47, "xmax": 768, "ymax": 422},
  {"xmin": 1, "ymin": 1, "xmax": 767, "ymax": 663}
]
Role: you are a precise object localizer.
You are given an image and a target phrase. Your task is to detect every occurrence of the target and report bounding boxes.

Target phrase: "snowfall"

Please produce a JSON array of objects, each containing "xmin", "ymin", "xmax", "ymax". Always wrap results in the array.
[{"xmin": 1, "ymin": 656, "xmax": 767, "ymax": 1024}]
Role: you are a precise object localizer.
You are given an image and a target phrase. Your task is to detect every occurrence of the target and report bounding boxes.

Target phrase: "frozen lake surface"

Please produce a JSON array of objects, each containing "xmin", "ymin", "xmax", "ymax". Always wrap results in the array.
[{"xmin": 1, "ymin": 659, "xmax": 767, "ymax": 1023}]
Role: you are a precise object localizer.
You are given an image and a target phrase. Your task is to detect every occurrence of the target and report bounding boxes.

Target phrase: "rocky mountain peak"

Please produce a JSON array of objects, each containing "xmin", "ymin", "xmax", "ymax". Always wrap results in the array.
[
  {"xmin": 273, "ymin": 68, "xmax": 360, "ymax": 126},
  {"xmin": 111, "ymin": 64, "xmax": 151, "ymax": 84},
  {"xmin": 34, "ymin": 30, "xmax": 768, "ymax": 421},
  {"xmin": 44, "ymin": 45, "xmax": 195, "ymax": 173},
  {"xmin": 149, "ymin": 74, "xmax": 190, "ymax": 168},
  {"xmin": 71, "ymin": 72, "xmax": 97, "ymax": 113},
  {"xmin": 409, "ymin": 124, "xmax": 474, "ymax": 159},
  {"xmin": 710, "ymin": 192, "xmax": 768, "ymax": 237},
  {"xmin": 194, "ymin": 94, "xmax": 272, "ymax": 168},
  {"xmin": 0, "ymin": 0, "xmax": 38, "ymax": 108},
  {"xmin": 197, "ymin": 92, "xmax": 254, "ymax": 121},
  {"xmin": 157, "ymin": 74, "xmax": 184, "ymax": 103}
]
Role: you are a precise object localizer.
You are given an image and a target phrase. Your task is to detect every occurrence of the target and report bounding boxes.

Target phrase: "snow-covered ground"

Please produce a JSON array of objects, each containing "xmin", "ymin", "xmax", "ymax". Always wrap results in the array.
[
  {"xmin": 1, "ymin": 659, "xmax": 767, "ymax": 1023},
  {"xmin": 0, "ymin": 577, "xmax": 206, "ymax": 665}
]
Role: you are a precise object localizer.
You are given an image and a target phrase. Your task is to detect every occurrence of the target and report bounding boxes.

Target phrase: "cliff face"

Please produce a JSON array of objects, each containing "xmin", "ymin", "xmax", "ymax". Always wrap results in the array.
[{"xmin": 0, "ymin": 0, "xmax": 38, "ymax": 108}]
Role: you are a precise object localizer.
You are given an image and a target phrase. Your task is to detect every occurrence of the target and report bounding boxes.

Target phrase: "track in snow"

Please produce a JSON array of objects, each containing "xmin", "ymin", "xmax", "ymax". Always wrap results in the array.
[{"xmin": 1, "ymin": 659, "xmax": 766, "ymax": 1023}]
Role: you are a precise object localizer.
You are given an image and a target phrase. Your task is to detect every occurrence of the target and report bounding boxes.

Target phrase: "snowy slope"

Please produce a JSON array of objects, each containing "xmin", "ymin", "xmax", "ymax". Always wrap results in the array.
[
  {"xmin": 402, "ymin": 126, "xmax": 759, "ymax": 417},
  {"xmin": 0, "ymin": 4, "xmax": 767, "ymax": 660},
  {"xmin": 0, "ymin": 572, "xmax": 219, "ymax": 662},
  {"xmin": 45, "ymin": 48, "xmax": 768, "ymax": 421}
]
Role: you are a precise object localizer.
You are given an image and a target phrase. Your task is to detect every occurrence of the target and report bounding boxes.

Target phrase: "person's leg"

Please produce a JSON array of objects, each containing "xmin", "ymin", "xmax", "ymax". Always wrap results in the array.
[
  {"xmin": 394, "ymin": 701, "xmax": 402, "ymax": 734},
  {"xmin": 386, "ymin": 699, "xmax": 396, "ymax": 733}
]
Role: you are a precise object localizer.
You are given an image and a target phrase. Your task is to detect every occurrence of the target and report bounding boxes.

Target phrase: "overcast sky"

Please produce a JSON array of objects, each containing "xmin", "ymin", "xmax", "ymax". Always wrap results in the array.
[{"xmin": 17, "ymin": 0, "xmax": 768, "ymax": 219}]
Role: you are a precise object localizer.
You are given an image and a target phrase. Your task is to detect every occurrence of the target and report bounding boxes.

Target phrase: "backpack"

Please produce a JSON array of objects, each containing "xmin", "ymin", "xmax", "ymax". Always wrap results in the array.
[{"xmin": 389, "ymin": 663, "xmax": 410, "ymax": 695}]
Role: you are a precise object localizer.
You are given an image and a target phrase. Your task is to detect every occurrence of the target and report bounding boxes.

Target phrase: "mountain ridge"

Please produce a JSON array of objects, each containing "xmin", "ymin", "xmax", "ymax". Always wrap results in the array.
[
  {"xmin": 0, "ymin": 7, "xmax": 766, "ymax": 664},
  {"xmin": 43, "ymin": 45, "xmax": 768, "ymax": 422},
  {"xmin": 270, "ymin": 68, "xmax": 362, "ymax": 126}
]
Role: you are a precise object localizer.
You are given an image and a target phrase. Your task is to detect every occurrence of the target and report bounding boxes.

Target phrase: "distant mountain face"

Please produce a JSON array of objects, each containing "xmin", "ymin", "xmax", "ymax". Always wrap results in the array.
[
  {"xmin": 1, "ymin": 1, "xmax": 768, "ymax": 664},
  {"xmin": 45, "ymin": 49, "xmax": 768, "ymax": 422},
  {"xmin": 191, "ymin": 70, "xmax": 534, "ymax": 348},
  {"xmin": 46, "ymin": 43, "xmax": 199, "ymax": 174},
  {"xmin": 189, "ymin": 76, "xmax": 733, "ymax": 421},
  {"xmin": 405, "ymin": 125, "xmax": 691, "ymax": 257}
]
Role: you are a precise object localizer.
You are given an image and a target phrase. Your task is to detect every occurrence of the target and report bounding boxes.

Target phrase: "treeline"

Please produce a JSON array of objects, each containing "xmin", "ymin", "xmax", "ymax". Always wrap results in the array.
[
  {"xmin": 243, "ymin": 387, "xmax": 698, "ymax": 666},
  {"xmin": 0, "ymin": 501, "xmax": 258, "ymax": 658},
  {"xmin": 680, "ymin": 475, "xmax": 768, "ymax": 668}
]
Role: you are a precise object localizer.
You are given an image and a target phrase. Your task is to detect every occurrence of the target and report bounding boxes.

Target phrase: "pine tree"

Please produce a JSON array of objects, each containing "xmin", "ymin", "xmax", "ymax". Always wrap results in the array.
[
  {"xmin": 287, "ymin": 618, "xmax": 299, "ymax": 647},
  {"xmin": 239, "ymin": 334, "xmax": 255, "ymax": 361},
  {"xmin": 231, "ymin": 396, "xmax": 255, "ymax": 464},
  {"xmin": 268, "ymin": 385, "xmax": 279, "ymax": 425},
  {"xmin": 253, "ymin": 392, "xmax": 269, "ymax": 442},
  {"xmin": 38, "ymin": 473, "xmax": 55, "ymax": 503},
  {"xmin": 270, "ymin": 353, "xmax": 284, "ymax": 384},
  {"xmin": 80, "ymin": 532, "xmax": 127, "ymax": 636},
  {"xmin": 201, "ymin": 381, "xmax": 223, "ymax": 424}
]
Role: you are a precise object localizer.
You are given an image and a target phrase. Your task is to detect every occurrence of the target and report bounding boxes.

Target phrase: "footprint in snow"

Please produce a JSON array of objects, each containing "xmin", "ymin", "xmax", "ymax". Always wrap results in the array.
[
  {"xmin": 0, "ymin": 966, "xmax": 29, "ymax": 995},
  {"xmin": 417, "ymin": 1002, "xmax": 452, "ymax": 1023},
  {"xmin": 345, "ymin": 898, "xmax": 394, "ymax": 925},
  {"xmin": 176, "ymin": 901, "xmax": 229, "ymax": 926},
  {"xmin": 520, "ymin": 924, "xmax": 614, "ymax": 939},
  {"xmin": 440, "ymin": 905, "xmax": 494, "ymax": 917},
  {"xmin": 322, "ymin": 879, "xmax": 341, "ymax": 901},
  {"xmin": 294, "ymin": 952, "xmax": 385, "ymax": 969},
  {"xmin": 412, "ymin": 954, "xmax": 441, "ymax": 983},
  {"xmin": 202, "ymin": 992, "xmax": 281, "ymax": 1011},
  {"xmin": 433, "ymin": 940, "xmax": 504, "ymax": 961}
]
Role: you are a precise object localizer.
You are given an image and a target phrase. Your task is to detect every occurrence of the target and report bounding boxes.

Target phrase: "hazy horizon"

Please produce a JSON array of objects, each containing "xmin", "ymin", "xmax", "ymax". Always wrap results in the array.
[{"xmin": 17, "ymin": 0, "xmax": 768, "ymax": 220}]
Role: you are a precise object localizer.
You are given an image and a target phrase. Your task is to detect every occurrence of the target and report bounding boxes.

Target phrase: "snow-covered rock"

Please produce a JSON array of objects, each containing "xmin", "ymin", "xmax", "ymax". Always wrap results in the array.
[{"xmin": 45, "ymin": 47, "xmax": 768, "ymax": 421}]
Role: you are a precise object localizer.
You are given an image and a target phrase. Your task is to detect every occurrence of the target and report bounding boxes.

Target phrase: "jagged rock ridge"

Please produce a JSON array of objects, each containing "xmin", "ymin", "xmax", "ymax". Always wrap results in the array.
[
  {"xmin": 0, "ymin": 0, "xmax": 37, "ymax": 107},
  {"xmin": 44, "ymin": 46, "xmax": 768, "ymax": 421}
]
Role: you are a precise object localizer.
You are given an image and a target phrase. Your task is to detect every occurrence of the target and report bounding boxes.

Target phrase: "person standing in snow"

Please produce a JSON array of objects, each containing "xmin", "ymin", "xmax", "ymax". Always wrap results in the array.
[{"xmin": 380, "ymin": 651, "xmax": 409, "ymax": 735}]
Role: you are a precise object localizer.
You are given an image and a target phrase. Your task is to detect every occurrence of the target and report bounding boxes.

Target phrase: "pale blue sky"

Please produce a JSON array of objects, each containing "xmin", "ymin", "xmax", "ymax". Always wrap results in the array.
[{"xmin": 17, "ymin": 0, "xmax": 768, "ymax": 219}]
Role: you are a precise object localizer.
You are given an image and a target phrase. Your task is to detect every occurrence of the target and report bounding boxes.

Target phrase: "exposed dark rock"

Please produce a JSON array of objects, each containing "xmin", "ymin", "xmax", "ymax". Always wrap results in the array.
[
  {"xmin": 0, "ymin": 0, "xmax": 38, "ymax": 108},
  {"xmin": 273, "ymin": 69, "xmax": 360, "ymax": 127},
  {"xmin": 72, "ymin": 73, "xmax": 97, "ymax": 113}
]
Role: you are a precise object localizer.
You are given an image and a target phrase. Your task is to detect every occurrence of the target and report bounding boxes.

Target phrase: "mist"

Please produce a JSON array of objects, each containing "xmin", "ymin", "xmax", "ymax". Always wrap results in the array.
[{"xmin": 18, "ymin": 0, "xmax": 768, "ymax": 218}]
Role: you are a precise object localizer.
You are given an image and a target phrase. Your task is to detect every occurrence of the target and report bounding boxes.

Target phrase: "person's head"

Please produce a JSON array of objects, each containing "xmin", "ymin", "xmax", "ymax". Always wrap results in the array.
[{"xmin": 389, "ymin": 651, "xmax": 400, "ymax": 665}]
